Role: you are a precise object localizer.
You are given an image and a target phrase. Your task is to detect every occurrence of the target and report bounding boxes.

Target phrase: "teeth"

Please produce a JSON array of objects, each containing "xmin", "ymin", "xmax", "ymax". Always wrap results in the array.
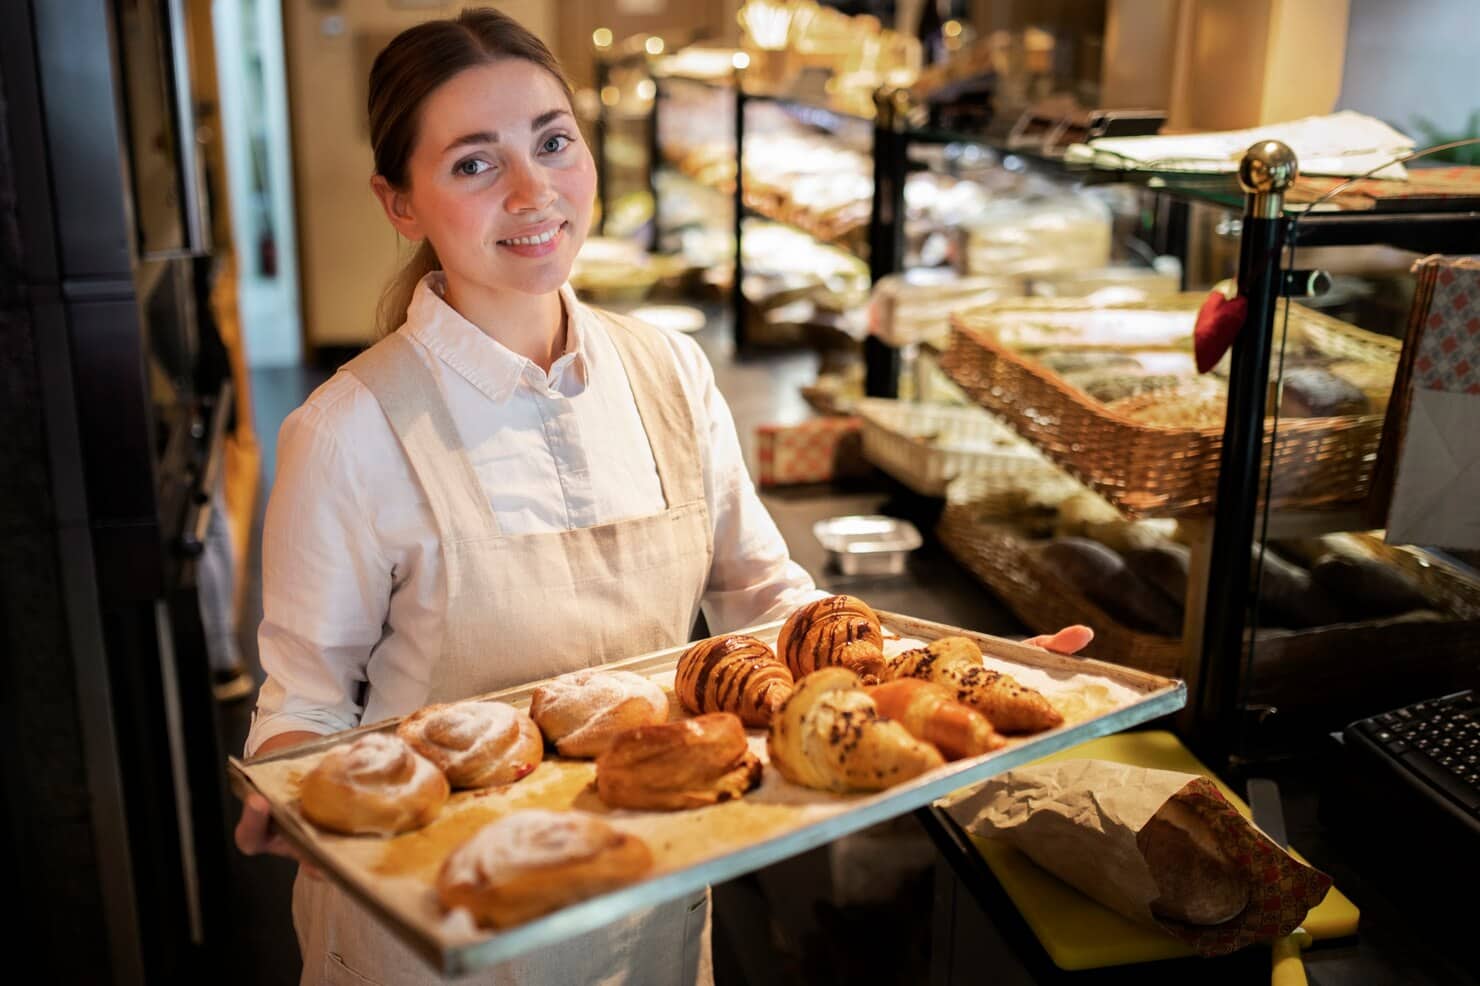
[{"xmin": 503, "ymin": 227, "xmax": 560, "ymax": 246}]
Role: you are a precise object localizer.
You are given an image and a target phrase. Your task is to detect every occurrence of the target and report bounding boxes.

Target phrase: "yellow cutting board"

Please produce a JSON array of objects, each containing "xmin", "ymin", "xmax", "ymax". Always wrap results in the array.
[{"xmin": 962, "ymin": 730, "xmax": 1361, "ymax": 971}]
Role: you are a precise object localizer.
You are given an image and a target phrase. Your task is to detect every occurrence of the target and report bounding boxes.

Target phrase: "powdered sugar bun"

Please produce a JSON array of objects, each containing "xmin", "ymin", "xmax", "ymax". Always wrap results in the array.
[
  {"xmin": 436, "ymin": 810, "xmax": 653, "ymax": 929},
  {"xmin": 397, "ymin": 700, "xmax": 543, "ymax": 789},
  {"xmin": 528, "ymin": 669, "xmax": 667, "ymax": 758},
  {"xmin": 299, "ymin": 732, "xmax": 449, "ymax": 835}
]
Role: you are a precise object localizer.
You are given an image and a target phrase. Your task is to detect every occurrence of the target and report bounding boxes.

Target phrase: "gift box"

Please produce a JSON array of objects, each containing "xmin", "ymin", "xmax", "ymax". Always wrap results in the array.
[{"xmin": 755, "ymin": 416, "xmax": 868, "ymax": 486}]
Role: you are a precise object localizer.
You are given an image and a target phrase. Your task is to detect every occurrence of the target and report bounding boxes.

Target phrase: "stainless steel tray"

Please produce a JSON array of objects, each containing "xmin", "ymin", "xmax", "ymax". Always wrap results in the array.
[{"xmin": 228, "ymin": 611, "xmax": 1184, "ymax": 976}]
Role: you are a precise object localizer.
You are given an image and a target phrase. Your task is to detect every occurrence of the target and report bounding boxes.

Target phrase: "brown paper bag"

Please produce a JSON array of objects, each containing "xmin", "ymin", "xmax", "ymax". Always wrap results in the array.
[{"xmin": 945, "ymin": 759, "xmax": 1332, "ymax": 957}]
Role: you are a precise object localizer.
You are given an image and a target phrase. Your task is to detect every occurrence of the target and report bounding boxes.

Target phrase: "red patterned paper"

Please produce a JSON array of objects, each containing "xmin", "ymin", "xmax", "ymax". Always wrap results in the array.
[
  {"xmin": 755, "ymin": 416, "xmax": 864, "ymax": 486},
  {"xmin": 1412, "ymin": 263, "xmax": 1480, "ymax": 395},
  {"xmin": 1164, "ymin": 779, "xmax": 1333, "ymax": 957}
]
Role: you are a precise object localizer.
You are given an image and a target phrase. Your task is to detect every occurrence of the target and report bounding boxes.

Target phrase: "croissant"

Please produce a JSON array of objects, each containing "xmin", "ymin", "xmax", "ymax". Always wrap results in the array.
[
  {"xmin": 864, "ymin": 679, "xmax": 1006, "ymax": 760},
  {"xmin": 776, "ymin": 595, "xmax": 888, "ymax": 683},
  {"xmin": 596, "ymin": 712, "xmax": 763, "ymax": 810},
  {"xmin": 886, "ymin": 636, "xmax": 1063, "ymax": 734},
  {"xmin": 397, "ymin": 701, "xmax": 543, "ymax": 789},
  {"xmin": 437, "ymin": 810, "xmax": 653, "ymax": 929},
  {"xmin": 767, "ymin": 666, "xmax": 944, "ymax": 792},
  {"xmin": 676, "ymin": 635, "xmax": 794, "ymax": 727},
  {"xmin": 299, "ymin": 732, "xmax": 449, "ymax": 835}
]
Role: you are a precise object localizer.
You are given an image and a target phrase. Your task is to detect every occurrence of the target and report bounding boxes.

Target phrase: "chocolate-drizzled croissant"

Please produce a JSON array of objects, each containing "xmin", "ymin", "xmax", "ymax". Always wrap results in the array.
[
  {"xmin": 776, "ymin": 595, "xmax": 888, "ymax": 683},
  {"xmin": 886, "ymin": 636, "xmax": 1063, "ymax": 734},
  {"xmin": 676, "ymin": 635, "xmax": 794, "ymax": 727}
]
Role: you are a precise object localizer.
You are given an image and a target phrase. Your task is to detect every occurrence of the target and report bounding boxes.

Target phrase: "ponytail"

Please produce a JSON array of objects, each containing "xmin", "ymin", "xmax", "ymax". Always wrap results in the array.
[{"xmin": 377, "ymin": 239, "xmax": 440, "ymax": 337}]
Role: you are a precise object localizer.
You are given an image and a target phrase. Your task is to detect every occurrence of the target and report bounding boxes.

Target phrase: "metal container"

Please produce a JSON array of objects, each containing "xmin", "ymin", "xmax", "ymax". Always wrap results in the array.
[{"xmin": 813, "ymin": 515, "xmax": 923, "ymax": 575}]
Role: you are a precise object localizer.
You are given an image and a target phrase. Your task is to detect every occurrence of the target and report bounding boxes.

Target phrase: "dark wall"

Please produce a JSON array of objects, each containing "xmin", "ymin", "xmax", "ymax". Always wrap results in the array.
[{"xmin": 0, "ymin": 12, "xmax": 127, "ymax": 983}]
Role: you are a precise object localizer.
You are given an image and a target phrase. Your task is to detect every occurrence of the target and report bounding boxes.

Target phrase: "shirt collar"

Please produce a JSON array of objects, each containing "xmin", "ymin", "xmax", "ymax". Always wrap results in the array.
[{"xmin": 401, "ymin": 273, "xmax": 593, "ymax": 403}]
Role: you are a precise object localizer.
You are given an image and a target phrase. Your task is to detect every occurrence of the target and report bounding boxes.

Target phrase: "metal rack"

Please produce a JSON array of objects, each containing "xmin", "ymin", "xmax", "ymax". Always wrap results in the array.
[{"xmin": 597, "ymin": 47, "xmax": 1480, "ymax": 772}]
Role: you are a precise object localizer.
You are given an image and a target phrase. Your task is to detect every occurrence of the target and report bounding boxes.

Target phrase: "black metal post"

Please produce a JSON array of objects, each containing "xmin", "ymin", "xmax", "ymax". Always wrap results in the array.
[
  {"xmin": 1194, "ymin": 141, "xmax": 1298, "ymax": 768},
  {"xmin": 732, "ymin": 78, "xmax": 747, "ymax": 351},
  {"xmin": 865, "ymin": 87, "xmax": 908, "ymax": 398},
  {"xmin": 595, "ymin": 55, "xmax": 610, "ymax": 237},
  {"xmin": 646, "ymin": 71, "xmax": 661, "ymax": 253}
]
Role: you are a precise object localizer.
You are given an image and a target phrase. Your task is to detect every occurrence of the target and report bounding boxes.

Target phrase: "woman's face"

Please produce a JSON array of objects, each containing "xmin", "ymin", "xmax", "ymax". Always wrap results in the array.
[{"xmin": 375, "ymin": 59, "xmax": 594, "ymax": 300}]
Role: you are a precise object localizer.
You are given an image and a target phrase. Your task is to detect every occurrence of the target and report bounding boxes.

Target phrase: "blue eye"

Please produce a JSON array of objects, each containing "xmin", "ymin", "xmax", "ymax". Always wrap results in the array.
[
  {"xmin": 541, "ymin": 134, "xmax": 572, "ymax": 155},
  {"xmin": 454, "ymin": 158, "xmax": 491, "ymax": 177}
]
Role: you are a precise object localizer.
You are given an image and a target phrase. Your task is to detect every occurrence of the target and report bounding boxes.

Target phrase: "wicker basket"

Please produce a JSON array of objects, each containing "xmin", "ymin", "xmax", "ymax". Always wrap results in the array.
[
  {"xmin": 855, "ymin": 398, "xmax": 1074, "ymax": 498},
  {"xmin": 936, "ymin": 487, "xmax": 1186, "ymax": 678},
  {"xmin": 937, "ymin": 478, "xmax": 1480, "ymax": 688},
  {"xmin": 940, "ymin": 296, "xmax": 1402, "ymax": 517}
]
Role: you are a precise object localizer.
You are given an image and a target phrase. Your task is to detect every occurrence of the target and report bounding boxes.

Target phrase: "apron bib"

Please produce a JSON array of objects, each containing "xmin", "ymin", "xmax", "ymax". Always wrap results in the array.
[{"xmin": 293, "ymin": 309, "xmax": 715, "ymax": 985}]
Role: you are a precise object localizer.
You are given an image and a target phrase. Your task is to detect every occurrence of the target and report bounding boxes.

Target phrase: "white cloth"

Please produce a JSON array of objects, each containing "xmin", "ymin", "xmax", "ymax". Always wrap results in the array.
[{"xmin": 248, "ymin": 276, "xmax": 821, "ymax": 754}]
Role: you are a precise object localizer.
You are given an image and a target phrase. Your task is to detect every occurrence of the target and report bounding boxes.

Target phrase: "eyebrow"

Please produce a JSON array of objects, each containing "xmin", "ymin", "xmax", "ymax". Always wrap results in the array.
[{"xmin": 440, "ymin": 109, "xmax": 571, "ymax": 154}]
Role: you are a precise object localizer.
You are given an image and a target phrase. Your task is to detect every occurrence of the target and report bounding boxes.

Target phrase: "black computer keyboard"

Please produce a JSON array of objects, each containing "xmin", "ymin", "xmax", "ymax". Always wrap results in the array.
[{"xmin": 1344, "ymin": 689, "xmax": 1480, "ymax": 821}]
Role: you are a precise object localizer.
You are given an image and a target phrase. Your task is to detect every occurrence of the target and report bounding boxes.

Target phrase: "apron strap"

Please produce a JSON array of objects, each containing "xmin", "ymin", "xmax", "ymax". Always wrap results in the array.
[
  {"xmin": 592, "ymin": 308, "xmax": 707, "ymax": 507},
  {"xmin": 342, "ymin": 332, "xmax": 501, "ymax": 540}
]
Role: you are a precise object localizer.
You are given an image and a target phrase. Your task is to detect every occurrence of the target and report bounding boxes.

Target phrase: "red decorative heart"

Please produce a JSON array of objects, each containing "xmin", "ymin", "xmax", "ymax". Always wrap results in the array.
[{"xmin": 1194, "ymin": 289, "xmax": 1248, "ymax": 374}]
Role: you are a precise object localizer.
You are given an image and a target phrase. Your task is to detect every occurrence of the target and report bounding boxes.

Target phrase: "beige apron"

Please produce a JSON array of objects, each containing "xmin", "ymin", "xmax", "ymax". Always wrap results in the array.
[{"xmin": 292, "ymin": 308, "xmax": 716, "ymax": 985}]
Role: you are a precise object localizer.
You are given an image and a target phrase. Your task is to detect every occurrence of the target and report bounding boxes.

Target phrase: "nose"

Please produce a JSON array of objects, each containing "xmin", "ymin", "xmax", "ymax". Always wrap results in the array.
[{"xmin": 505, "ymin": 155, "xmax": 556, "ymax": 214}]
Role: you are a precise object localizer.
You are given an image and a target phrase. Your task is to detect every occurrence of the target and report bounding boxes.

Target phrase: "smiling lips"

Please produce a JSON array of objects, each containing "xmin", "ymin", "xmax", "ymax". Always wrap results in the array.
[{"xmin": 498, "ymin": 221, "xmax": 566, "ymax": 257}]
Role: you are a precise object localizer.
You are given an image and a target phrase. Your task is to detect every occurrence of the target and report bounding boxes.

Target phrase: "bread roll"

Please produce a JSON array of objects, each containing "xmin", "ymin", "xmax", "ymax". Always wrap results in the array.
[
  {"xmin": 595, "ymin": 712, "xmax": 762, "ymax": 811},
  {"xmin": 529, "ymin": 670, "xmax": 668, "ymax": 758},
  {"xmin": 397, "ymin": 701, "xmax": 543, "ymax": 789},
  {"xmin": 1038, "ymin": 538, "xmax": 1184, "ymax": 637},
  {"xmin": 299, "ymin": 733, "xmax": 449, "ymax": 836},
  {"xmin": 437, "ymin": 810, "xmax": 652, "ymax": 928},
  {"xmin": 1277, "ymin": 367, "xmax": 1370, "ymax": 418},
  {"xmin": 1309, "ymin": 553, "xmax": 1430, "ymax": 618},
  {"xmin": 1138, "ymin": 798, "xmax": 1249, "ymax": 926}
]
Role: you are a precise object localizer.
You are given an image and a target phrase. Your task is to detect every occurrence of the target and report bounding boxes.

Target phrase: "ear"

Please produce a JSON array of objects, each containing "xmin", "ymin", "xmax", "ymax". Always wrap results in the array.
[{"xmin": 370, "ymin": 175, "xmax": 423, "ymax": 241}]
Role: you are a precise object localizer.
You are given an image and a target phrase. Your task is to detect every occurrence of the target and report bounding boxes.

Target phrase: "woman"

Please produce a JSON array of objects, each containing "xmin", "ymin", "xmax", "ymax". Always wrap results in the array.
[{"xmin": 235, "ymin": 9, "xmax": 1090, "ymax": 985}]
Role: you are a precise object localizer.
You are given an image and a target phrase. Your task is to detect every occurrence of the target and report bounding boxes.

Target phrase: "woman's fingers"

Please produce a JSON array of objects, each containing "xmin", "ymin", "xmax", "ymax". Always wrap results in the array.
[
  {"xmin": 234, "ymin": 792, "xmax": 274, "ymax": 855},
  {"xmin": 236, "ymin": 792, "xmax": 322, "ymax": 877},
  {"xmin": 1022, "ymin": 625, "xmax": 1095, "ymax": 655}
]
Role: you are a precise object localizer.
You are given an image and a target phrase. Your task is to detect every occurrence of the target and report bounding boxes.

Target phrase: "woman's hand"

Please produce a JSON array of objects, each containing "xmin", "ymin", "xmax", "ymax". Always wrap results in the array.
[
  {"xmin": 235, "ymin": 792, "xmax": 323, "ymax": 878},
  {"xmin": 235, "ymin": 730, "xmax": 326, "ymax": 877},
  {"xmin": 1022, "ymin": 624, "xmax": 1094, "ymax": 656}
]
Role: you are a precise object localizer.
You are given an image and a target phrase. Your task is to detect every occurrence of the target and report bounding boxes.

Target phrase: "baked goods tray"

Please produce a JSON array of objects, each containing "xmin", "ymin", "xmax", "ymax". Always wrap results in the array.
[{"xmin": 227, "ymin": 611, "xmax": 1184, "ymax": 976}]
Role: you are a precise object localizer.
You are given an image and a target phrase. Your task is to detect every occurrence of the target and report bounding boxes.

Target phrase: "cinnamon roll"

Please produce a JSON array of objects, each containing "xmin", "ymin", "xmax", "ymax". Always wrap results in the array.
[
  {"xmin": 528, "ymin": 669, "xmax": 668, "ymax": 758},
  {"xmin": 437, "ymin": 810, "xmax": 653, "ymax": 928},
  {"xmin": 396, "ymin": 701, "xmax": 543, "ymax": 789},
  {"xmin": 298, "ymin": 732, "xmax": 449, "ymax": 836}
]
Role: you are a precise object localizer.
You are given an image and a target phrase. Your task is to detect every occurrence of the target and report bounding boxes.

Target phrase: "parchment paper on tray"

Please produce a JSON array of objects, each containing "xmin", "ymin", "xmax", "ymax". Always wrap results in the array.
[{"xmin": 945, "ymin": 759, "xmax": 1332, "ymax": 957}]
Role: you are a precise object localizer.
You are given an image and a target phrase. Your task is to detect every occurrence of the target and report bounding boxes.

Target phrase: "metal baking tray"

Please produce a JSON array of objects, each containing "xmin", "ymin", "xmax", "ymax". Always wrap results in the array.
[
  {"xmin": 228, "ymin": 611, "xmax": 1184, "ymax": 977},
  {"xmin": 814, "ymin": 515, "xmax": 923, "ymax": 575}
]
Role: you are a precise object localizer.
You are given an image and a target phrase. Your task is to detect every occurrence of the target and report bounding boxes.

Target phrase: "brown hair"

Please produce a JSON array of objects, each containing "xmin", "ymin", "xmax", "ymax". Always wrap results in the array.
[{"xmin": 368, "ymin": 8, "xmax": 572, "ymax": 336}]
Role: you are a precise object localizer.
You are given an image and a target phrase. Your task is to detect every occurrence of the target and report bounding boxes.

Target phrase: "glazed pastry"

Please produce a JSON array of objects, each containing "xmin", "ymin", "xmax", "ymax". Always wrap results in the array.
[
  {"xmin": 864, "ymin": 679, "xmax": 1006, "ymax": 760},
  {"xmin": 396, "ymin": 701, "xmax": 543, "ymax": 789},
  {"xmin": 768, "ymin": 666, "xmax": 944, "ymax": 792},
  {"xmin": 529, "ymin": 669, "xmax": 668, "ymax": 758},
  {"xmin": 676, "ymin": 635, "xmax": 794, "ymax": 727},
  {"xmin": 776, "ymin": 595, "xmax": 888, "ymax": 683},
  {"xmin": 298, "ymin": 732, "xmax": 449, "ymax": 836},
  {"xmin": 886, "ymin": 637, "xmax": 1063, "ymax": 734},
  {"xmin": 437, "ymin": 810, "xmax": 653, "ymax": 929},
  {"xmin": 596, "ymin": 712, "xmax": 763, "ymax": 811}
]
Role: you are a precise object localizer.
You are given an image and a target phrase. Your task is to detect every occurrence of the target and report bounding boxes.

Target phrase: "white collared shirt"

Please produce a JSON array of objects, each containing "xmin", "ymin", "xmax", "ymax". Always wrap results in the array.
[{"xmin": 246, "ymin": 275, "xmax": 822, "ymax": 754}]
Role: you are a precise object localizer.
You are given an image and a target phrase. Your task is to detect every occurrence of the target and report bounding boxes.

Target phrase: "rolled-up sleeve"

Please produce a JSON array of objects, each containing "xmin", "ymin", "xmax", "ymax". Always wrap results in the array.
[
  {"xmin": 670, "ymin": 334, "xmax": 826, "ymax": 632},
  {"xmin": 245, "ymin": 401, "xmax": 394, "ymax": 755}
]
